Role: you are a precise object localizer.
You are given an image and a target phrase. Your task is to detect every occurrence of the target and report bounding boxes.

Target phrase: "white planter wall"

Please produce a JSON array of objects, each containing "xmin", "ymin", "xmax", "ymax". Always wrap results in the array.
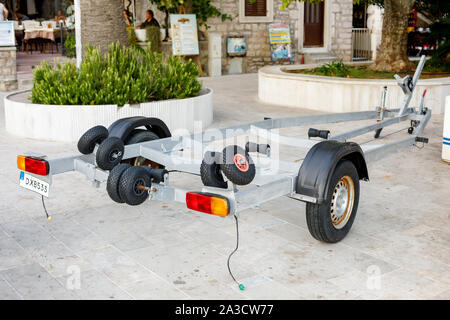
[
  {"xmin": 4, "ymin": 88, "xmax": 213, "ymax": 142},
  {"xmin": 259, "ymin": 65, "xmax": 450, "ymax": 114}
]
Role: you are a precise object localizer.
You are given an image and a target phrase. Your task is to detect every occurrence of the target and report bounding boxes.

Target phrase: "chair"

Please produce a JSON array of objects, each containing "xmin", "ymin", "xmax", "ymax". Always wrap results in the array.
[{"xmin": 22, "ymin": 21, "xmax": 42, "ymax": 54}]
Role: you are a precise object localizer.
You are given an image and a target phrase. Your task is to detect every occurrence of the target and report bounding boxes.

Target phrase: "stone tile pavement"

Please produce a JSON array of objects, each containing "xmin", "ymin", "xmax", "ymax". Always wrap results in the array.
[{"xmin": 0, "ymin": 74, "xmax": 449, "ymax": 299}]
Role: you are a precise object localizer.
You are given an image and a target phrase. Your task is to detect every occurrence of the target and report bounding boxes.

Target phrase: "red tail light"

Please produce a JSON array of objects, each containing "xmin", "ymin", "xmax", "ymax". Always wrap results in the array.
[
  {"xmin": 17, "ymin": 155, "xmax": 49, "ymax": 176},
  {"xmin": 186, "ymin": 192, "xmax": 229, "ymax": 217}
]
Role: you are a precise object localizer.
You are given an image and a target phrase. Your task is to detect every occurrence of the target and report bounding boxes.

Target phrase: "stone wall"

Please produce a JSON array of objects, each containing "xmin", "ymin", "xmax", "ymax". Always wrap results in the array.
[
  {"xmin": 205, "ymin": 0, "xmax": 300, "ymax": 74},
  {"xmin": 80, "ymin": 0, "xmax": 129, "ymax": 56},
  {"xmin": 132, "ymin": 0, "xmax": 299, "ymax": 75},
  {"xmin": 0, "ymin": 47, "xmax": 18, "ymax": 91},
  {"xmin": 329, "ymin": 0, "xmax": 353, "ymax": 62}
]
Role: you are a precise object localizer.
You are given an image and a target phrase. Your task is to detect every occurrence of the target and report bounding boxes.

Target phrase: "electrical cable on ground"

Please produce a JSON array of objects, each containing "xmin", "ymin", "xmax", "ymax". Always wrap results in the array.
[
  {"xmin": 41, "ymin": 195, "xmax": 52, "ymax": 221},
  {"xmin": 227, "ymin": 215, "xmax": 245, "ymax": 290}
]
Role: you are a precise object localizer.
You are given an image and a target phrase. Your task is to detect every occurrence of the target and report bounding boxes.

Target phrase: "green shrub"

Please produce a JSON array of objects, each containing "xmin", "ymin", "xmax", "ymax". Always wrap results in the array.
[
  {"xmin": 31, "ymin": 42, "xmax": 202, "ymax": 106},
  {"xmin": 64, "ymin": 33, "xmax": 76, "ymax": 57},
  {"xmin": 315, "ymin": 60, "xmax": 350, "ymax": 77},
  {"xmin": 126, "ymin": 26, "xmax": 139, "ymax": 47},
  {"xmin": 145, "ymin": 26, "xmax": 161, "ymax": 53}
]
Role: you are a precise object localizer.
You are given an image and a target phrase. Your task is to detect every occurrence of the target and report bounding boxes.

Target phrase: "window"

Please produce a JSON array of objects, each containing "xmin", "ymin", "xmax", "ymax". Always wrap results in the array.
[
  {"xmin": 245, "ymin": 0, "xmax": 267, "ymax": 17},
  {"xmin": 239, "ymin": 0, "xmax": 273, "ymax": 23}
]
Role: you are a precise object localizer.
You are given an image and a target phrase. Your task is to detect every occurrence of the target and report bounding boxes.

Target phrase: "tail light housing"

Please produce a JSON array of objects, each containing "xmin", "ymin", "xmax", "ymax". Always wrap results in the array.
[
  {"xmin": 17, "ymin": 155, "xmax": 49, "ymax": 176},
  {"xmin": 186, "ymin": 192, "xmax": 229, "ymax": 217}
]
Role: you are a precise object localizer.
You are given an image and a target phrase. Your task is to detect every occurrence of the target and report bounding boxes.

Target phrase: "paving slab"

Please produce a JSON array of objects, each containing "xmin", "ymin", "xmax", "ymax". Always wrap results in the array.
[
  {"xmin": 0, "ymin": 278, "xmax": 22, "ymax": 300},
  {"xmin": 1, "ymin": 263, "xmax": 78, "ymax": 299},
  {"xmin": 0, "ymin": 236, "xmax": 33, "ymax": 271},
  {"xmin": 56, "ymin": 269, "xmax": 132, "ymax": 300},
  {"xmin": 77, "ymin": 245, "xmax": 156, "ymax": 287}
]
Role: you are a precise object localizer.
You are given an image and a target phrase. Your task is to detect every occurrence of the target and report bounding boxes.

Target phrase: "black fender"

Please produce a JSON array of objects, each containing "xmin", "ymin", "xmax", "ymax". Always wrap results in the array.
[
  {"xmin": 108, "ymin": 117, "xmax": 171, "ymax": 141},
  {"xmin": 296, "ymin": 140, "xmax": 369, "ymax": 204}
]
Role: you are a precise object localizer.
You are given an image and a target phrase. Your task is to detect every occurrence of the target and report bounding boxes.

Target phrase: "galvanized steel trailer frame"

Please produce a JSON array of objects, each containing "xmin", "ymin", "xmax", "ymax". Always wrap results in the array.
[{"xmin": 35, "ymin": 56, "xmax": 430, "ymax": 217}]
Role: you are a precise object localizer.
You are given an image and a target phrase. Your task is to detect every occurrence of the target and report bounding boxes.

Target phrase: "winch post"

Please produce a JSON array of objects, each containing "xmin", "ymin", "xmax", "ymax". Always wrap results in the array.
[{"xmin": 397, "ymin": 55, "xmax": 426, "ymax": 117}]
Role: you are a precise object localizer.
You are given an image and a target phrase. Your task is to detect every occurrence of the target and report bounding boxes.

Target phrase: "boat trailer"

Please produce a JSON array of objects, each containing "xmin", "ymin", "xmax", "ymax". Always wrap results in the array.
[{"xmin": 17, "ymin": 56, "xmax": 431, "ymax": 244}]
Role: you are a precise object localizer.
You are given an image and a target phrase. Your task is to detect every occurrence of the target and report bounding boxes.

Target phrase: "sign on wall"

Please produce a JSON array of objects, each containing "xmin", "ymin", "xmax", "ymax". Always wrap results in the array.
[
  {"xmin": 0, "ymin": 22, "xmax": 15, "ymax": 47},
  {"xmin": 227, "ymin": 37, "xmax": 247, "ymax": 57},
  {"xmin": 170, "ymin": 14, "xmax": 199, "ymax": 56},
  {"xmin": 268, "ymin": 23, "xmax": 293, "ymax": 62}
]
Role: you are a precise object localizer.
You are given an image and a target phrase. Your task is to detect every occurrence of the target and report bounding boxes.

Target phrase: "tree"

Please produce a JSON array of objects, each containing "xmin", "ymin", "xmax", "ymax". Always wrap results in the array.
[
  {"xmin": 371, "ymin": 0, "xmax": 415, "ymax": 71},
  {"xmin": 417, "ymin": 0, "xmax": 450, "ymax": 69},
  {"xmin": 281, "ymin": 0, "xmax": 416, "ymax": 71},
  {"xmin": 148, "ymin": 0, "xmax": 183, "ymax": 41},
  {"xmin": 149, "ymin": 0, "xmax": 231, "ymax": 31},
  {"xmin": 79, "ymin": 0, "xmax": 129, "ymax": 56}
]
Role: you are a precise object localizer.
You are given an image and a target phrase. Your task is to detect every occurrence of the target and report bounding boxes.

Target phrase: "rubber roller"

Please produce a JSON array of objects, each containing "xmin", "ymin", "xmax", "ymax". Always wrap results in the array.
[
  {"xmin": 245, "ymin": 142, "xmax": 270, "ymax": 156},
  {"xmin": 308, "ymin": 128, "xmax": 330, "ymax": 140}
]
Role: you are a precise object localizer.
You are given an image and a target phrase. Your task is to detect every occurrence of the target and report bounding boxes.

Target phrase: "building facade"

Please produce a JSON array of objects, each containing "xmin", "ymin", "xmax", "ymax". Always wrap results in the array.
[{"xmin": 132, "ymin": 0, "xmax": 360, "ymax": 74}]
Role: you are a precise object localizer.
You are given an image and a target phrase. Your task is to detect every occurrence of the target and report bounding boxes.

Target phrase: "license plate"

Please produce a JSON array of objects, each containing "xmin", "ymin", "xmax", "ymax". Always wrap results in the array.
[{"xmin": 19, "ymin": 171, "xmax": 50, "ymax": 197}]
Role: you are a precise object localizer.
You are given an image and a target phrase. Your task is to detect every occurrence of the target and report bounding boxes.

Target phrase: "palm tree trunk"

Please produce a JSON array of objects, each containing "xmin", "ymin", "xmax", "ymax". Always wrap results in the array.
[
  {"xmin": 79, "ymin": 0, "xmax": 128, "ymax": 56},
  {"xmin": 371, "ymin": 0, "xmax": 415, "ymax": 72}
]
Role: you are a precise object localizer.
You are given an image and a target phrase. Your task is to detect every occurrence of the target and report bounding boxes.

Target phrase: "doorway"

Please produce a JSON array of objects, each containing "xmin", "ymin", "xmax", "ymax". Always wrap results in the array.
[{"xmin": 303, "ymin": 0, "xmax": 324, "ymax": 47}]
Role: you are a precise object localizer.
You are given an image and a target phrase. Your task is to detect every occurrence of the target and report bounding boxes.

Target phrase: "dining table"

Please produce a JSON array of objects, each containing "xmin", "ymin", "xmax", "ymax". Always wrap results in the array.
[{"xmin": 22, "ymin": 27, "xmax": 61, "ymax": 54}]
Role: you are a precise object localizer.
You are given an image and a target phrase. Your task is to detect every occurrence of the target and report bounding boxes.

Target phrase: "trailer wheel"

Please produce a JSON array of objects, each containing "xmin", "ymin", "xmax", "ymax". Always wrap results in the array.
[
  {"xmin": 221, "ymin": 145, "xmax": 256, "ymax": 185},
  {"xmin": 125, "ymin": 129, "xmax": 162, "ymax": 168},
  {"xmin": 118, "ymin": 166, "xmax": 151, "ymax": 206},
  {"xmin": 200, "ymin": 152, "xmax": 228, "ymax": 189},
  {"xmin": 106, "ymin": 163, "xmax": 131, "ymax": 203},
  {"xmin": 77, "ymin": 125, "xmax": 109, "ymax": 155},
  {"xmin": 305, "ymin": 160, "xmax": 359, "ymax": 243},
  {"xmin": 96, "ymin": 137, "xmax": 125, "ymax": 170}
]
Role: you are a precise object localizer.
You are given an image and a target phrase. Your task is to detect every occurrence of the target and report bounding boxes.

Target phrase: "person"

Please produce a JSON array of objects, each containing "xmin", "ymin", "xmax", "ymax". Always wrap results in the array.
[
  {"xmin": 55, "ymin": 10, "xmax": 66, "ymax": 24},
  {"xmin": 65, "ymin": 1, "xmax": 75, "ymax": 28},
  {"xmin": 0, "ymin": 2, "xmax": 9, "ymax": 21},
  {"xmin": 137, "ymin": 10, "xmax": 159, "ymax": 29},
  {"xmin": 16, "ymin": 12, "xmax": 30, "ymax": 21},
  {"xmin": 123, "ymin": 9, "xmax": 133, "ymax": 27}
]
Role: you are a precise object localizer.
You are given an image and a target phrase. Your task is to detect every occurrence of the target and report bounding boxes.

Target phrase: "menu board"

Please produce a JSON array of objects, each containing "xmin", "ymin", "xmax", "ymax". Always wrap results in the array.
[
  {"xmin": 0, "ymin": 22, "xmax": 15, "ymax": 47},
  {"xmin": 170, "ymin": 14, "xmax": 199, "ymax": 56},
  {"xmin": 227, "ymin": 37, "xmax": 247, "ymax": 57},
  {"xmin": 268, "ymin": 24, "xmax": 292, "ymax": 60}
]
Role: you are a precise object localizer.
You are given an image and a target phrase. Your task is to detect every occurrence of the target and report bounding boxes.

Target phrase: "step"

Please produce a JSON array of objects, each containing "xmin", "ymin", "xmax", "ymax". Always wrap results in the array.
[{"xmin": 314, "ymin": 56, "xmax": 339, "ymax": 63}]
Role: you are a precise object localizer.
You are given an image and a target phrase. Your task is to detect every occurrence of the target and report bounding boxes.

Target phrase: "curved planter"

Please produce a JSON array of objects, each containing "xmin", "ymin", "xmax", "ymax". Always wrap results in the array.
[
  {"xmin": 259, "ymin": 64, "xmax": 450, "ymax": 114},
  {"xmin": 4, "ymin": 88, "xmax": 213, "ymax": 142}
]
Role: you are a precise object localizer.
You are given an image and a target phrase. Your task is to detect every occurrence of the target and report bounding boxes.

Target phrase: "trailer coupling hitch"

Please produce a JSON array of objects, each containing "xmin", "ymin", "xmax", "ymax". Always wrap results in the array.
[
  {"xmin": 394, "ymin": 74, "xmax": 413, "ymax": 95},
  {"xmin": 308, "ymin": 128, "xmax": 330, "ymax": 140}
]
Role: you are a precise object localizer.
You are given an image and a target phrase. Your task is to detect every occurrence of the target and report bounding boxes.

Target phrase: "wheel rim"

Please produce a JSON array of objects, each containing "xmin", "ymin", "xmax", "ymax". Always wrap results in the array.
[
  {"xmin": 330, "ymin": 175, "xmax": 355, "ymax": 229},
  {"xmin": 233, "ymin": 154, "xmax": 249, "ymax": 172},
  {"xmin": 133, "ymin": 178, "xmax": 146, "ymax": 196},
  {"xmin": 108, "ymin": 149, "xmax": 122, "ymax": 162}
]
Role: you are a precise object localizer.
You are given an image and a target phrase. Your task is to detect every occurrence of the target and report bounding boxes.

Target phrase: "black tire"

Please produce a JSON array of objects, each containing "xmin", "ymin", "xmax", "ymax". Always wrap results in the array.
[
  {"xmin": 221, "ymin": 145, "xmax": 256, "ymax": 186},
  {"xmin": 200, "ymin": 152, "xmax": 228, "ymax": 189},
  {"xmin": 96, "ymin": 137, "xmax": 125, "ymax": 171},
  {"xmin": 106, "ymin": 163, "xmax": 131, "ymax": 203},
  {"xmin": 125, "ymin": 129, "xmax": 162, "ymax": 168},
  {"xmin": 77, "ymin": 125, "xmax": 109, "ymax": 155},
  {"xmin": 118, "ymin": 166, "xmax": 151, "ymax": 206},
  {"xmin": 305, "ymin": 160, "xmax": 360, "ymax": 243},
  {"xmin": 126, "ymin": 129, "xmax": 160, "ymax": 144}
]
